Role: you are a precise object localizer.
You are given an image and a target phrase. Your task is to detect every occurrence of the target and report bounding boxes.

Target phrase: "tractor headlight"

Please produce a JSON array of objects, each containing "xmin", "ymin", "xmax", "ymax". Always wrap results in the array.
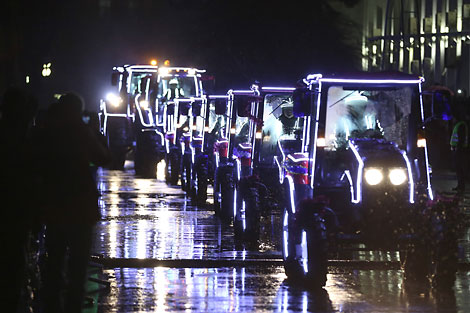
[
  {"xmin": 389, "ymin": 168, "xmax": 407, "ymax": 185},
  {"xmin": 106, "ymin": 93, "xmax": 122, "ymax": 107},
  {"xmin": 139, "ymin": 100, "xmax": 149, "ymax": 110},
  {"xmin": 364, "ymin": 168, "xmax": 383, "ymax": 185}
]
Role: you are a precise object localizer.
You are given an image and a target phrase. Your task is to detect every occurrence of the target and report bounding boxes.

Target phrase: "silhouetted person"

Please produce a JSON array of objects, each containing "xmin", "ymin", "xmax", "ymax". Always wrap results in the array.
[
  {"xmin": 0, "ymin": 87, "xmax": 38, "ymax": 312},
  {"xmin": 37, "ymin": 92, "xmax": 111, "ymax": 313},
  {"xmin": 450, "ymin": 113, "xmax": 469, "ymax": 193}
]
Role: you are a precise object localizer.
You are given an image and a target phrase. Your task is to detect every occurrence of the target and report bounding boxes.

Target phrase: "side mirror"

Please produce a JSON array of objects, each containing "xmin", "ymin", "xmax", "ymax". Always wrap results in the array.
[
  {"xmin": 423, "ymin": 90, "xmax": 453, "ymax": 121},
  {"xmin": 293, "ymin": 87, "xmax": 312, "ymax": 117},
  {"xmin": 192, "ymin": 100, "xmax": 202, "ymax": 116},
  {"xmin": 214, "ymin": 99, "xmax": 227, "ymax": 115},
  {"xmin": 111, "ymin": 72, "xmax": 119, "ymax": 86},
  {"xmin": 179, "ymin": 102, "xmax": 190, "ymax": 115}
]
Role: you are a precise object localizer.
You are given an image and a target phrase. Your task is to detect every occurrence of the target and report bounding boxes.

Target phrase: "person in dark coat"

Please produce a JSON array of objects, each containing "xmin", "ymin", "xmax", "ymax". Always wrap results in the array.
[
  {"xmin": 38, "ymin": 92, "xmax": 111, "ymax": 313},
  {"xmin": 450, "ymin": 113, "xmax": 469, "ymax": 193},
  {"xmin": 0, "ymin": 87, "xmax": 38, "ymax": 313}
]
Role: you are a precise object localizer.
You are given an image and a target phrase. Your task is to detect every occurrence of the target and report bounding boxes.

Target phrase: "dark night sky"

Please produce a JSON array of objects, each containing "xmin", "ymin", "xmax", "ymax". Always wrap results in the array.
[{"xmin": 2, "ymin": 0, "xmax": 361, "ymax": 111}]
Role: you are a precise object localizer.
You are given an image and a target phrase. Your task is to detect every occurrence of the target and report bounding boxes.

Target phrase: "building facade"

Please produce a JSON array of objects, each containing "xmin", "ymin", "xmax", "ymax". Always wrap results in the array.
[{"xmin": 345, "ymin": 0, "xmax": 470, "ymax": 93}]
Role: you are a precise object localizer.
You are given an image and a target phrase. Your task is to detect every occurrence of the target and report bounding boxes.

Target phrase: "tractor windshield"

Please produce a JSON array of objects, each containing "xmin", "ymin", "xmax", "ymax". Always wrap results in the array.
[
  {"xmin": 158, "ymin": 76, "xmax": 198, "ymax": 99},
  {"xmin": 260, "ymin": 94, "xmax": 304, "ymax": 164},
  {"xmin": 129, "ymin": 72, "xmax": 149, "ymax": 95},
  {"xmin": 324, "ymin": 85, "xmax": 414, "ymax": 150},
  {"xmin": 208, "ymin": 100, "xmax": 228, "ymax": 139},
  {"xmin": 193, "ymin": 102, "xmax": 205, "ymax": 137}
]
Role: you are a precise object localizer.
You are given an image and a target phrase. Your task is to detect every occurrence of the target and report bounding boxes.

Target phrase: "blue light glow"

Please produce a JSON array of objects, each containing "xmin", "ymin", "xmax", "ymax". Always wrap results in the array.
[
  {"xmin": 348, "ymin": 141, "xmax": 364, "ymax": 203},
  {"xmin": 418, "ymin": 83, "xmax": 434, "ymax": 200},
  {"xmin": 283, "ymin": 210, "xmax": 289, "ymax": 258},
  {"xmin": 301, "ymin": 230, "xmax": 308, "ymax": 274},
  {"xmin": 285, "ymin": 175, "xmax": 296, "ymax": 214},
  {"xmin": 400, "ymin": 151, "xmax": 415, "ymax": 203}
]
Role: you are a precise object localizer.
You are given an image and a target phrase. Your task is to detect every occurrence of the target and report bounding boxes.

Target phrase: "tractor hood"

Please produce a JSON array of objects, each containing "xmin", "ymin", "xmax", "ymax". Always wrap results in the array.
[{"xmin": 351, "ymin": 138, "xmax": 406, "ymax": 168}]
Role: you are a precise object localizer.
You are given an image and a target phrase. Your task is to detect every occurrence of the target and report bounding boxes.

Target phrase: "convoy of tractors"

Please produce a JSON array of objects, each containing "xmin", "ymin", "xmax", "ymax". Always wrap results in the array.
[{"xmin": 99, "ymin": 62, "xmax": 464, "ymax": 289}]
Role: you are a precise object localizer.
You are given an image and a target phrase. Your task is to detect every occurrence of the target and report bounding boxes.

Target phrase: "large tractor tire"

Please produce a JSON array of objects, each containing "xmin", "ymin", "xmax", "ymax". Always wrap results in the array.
[
  {"xmin": 214, "ymin": 167, "xmax": 234, "ymax": 224},
  {"xmin": 181, "ymin": 154, "xmax": 192, "ymax": 192},
  {"xmin": 401, "ymin": 198, "xmax": 461, "ymax": 290},
  {"xmin": 234, "ymin": 181, "xmax": 260, "ymax": 242},
  {"xmin": 106, "ymin": 117, "xmax": 133, "ymax": 170},
  {"xmin": 134, "ymin": 131, "xmax": 159, "ymax": 178},
  {"xmin": 282, "ymin": 208, "xmax": 328, "ymax": 289},
  {"xmin": 192, "ymin": 158, "xmax": 208, "ymax": 206},
  {"xmin": 165, "ymin": 151, "xmax": 181, "ymax": 185}
]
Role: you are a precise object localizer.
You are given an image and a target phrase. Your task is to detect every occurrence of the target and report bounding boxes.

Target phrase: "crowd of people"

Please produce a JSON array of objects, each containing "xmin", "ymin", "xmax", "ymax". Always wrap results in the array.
[{"xmin": 0, "ymin": 87, "xmax": 111, "ymax": 313}]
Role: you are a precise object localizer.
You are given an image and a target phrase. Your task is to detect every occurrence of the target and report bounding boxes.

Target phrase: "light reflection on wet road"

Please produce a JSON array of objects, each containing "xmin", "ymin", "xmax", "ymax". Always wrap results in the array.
[
  {"xmin": 99, "ymin": 267, "xmax": 470, "ymax": 312},
  {"xmin": 91, "ymin": 163, "xmax": 470, "ymax": 312}
]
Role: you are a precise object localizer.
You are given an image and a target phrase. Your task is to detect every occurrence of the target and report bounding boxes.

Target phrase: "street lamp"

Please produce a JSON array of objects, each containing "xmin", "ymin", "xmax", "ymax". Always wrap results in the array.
[{"xmin": 42, "ymin": 63, "xmax": 52, "ymax": 77}]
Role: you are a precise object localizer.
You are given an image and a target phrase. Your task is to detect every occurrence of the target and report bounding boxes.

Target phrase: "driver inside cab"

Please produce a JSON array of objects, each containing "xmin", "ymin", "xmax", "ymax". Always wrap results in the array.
[
  {"xmin": 163, "ymin": 78, "xmax": 184, "ymax": 101},
  {"xmin": 278, "ymin": 99, "xmax": 296, "ymax": 135}
]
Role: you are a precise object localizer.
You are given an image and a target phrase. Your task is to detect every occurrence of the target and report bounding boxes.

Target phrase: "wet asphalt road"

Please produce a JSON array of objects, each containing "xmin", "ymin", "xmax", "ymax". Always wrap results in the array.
[{"xmin": 90, "ymin": 161, "xmax": 470, "ymax": 312}]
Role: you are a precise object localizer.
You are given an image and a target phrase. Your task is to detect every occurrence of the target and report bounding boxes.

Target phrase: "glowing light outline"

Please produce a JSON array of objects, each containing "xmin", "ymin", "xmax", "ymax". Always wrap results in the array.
[
  {"xmin": 165, "ymin": 138, "xmax": 170, "ymax": 154},
  {"xmin": 283, "ymin": 210, "xmax": 289, "ymax": 258},
  {"xmin": 301, "ymin": 230, "xmax": 308, "ymax": 274},
  {"xmin": 418, "ymin": 83, "xmax": 434, "ymax": 200},
  {"xmin": 134, "ymin": 94, "xmax": 154, "ymax": 127},
  {"xmin": 348, "ymin": 141, "xmax": 364, "ymax": 203},
  {"xmin": 233, "ymin": 188, "xmax": 237, "ymax": 219},
  {"xmin": 287, "ymin": 153, "xmax": 309, "ymax": 163},
  {"xmin": 250, "ymin": 88, "xmax": 260, "ymax": 170},
  {"xmin": 305, "ymin": 73, "xmax": 323, "ymax": 81},
  {"xmin": 302, "ymin": 116, "xmax": 307, "ymax": 152},
  {"xmin": 285, "ymin": 175, "xmax": 296, "ymax": 214},
  {"xmin": 235, "ymin": 158, "xmax": 241, "ymax": 181},
  {"xmin": 309, "ymin": 81, "xmax": 322, "ymax": 189},
  {"xmin": 343, "ymin": 170, "xmax": 355, "ymax": 202},
  {"xmin": 215, "ymin": 151, "xmax": 219, "ymax": 168},
  {"xmin": 274, "ymin": 156, "xmax": 284, "ymax": 184},
  {"xmin": 226, "ymin": 90, "xmax": 234, "ymax": 155},
  {"xmin": 319, "ymin": 78, "xmax": 424, "ymax": 85},
  {"xmin": 242, "ymin": 201, "xmax": 246, "ymax": 230},
  {"xmin": 401, "ymin": 151, "xmax": 415, "ymax": 203},
  {"xmin": 238, "ymin": 142, "xmax": 252, "ymax": 150},
  {"xmin": 100, "ymin": 99, "xmax": 128, "ymax": 135},
  {"xmin": 231, "ymin": 90, "xmax": 254, "ymax": 95},
  {"xmin": 208, "ymin": 95, "xmax": 230, "ymax": 100},
  {"xmin": 261, "ymin": 87, "xmax": 296, "ymax": 92}
]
